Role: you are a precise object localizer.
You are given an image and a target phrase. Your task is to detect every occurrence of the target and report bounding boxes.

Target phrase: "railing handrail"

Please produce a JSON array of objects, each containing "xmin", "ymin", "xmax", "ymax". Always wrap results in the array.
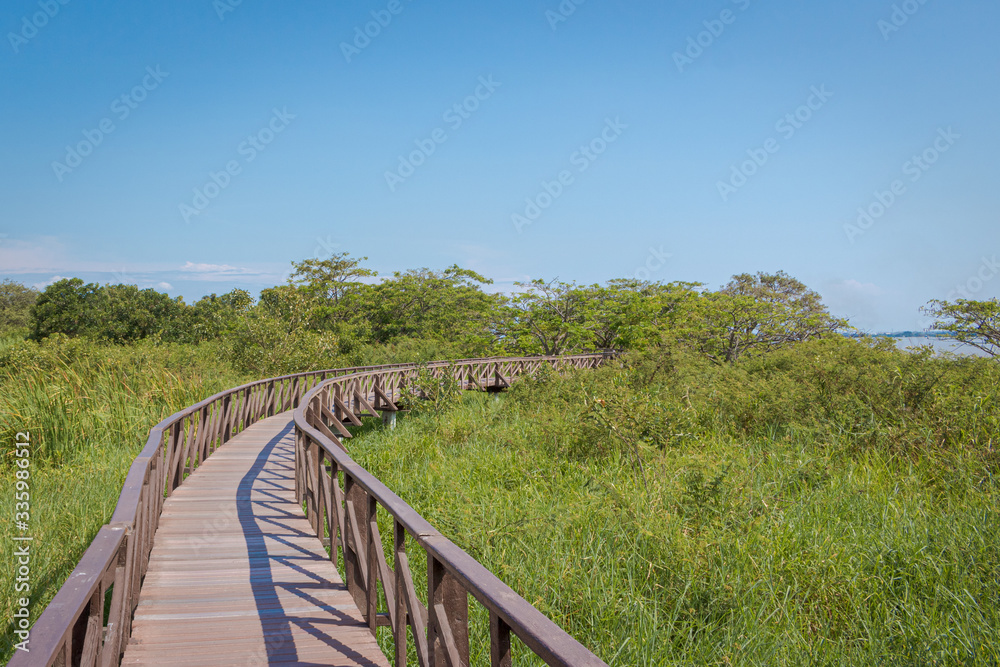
[{"xmin": 10, "ymin": 354, "xmax": 613, "ymax": 667}]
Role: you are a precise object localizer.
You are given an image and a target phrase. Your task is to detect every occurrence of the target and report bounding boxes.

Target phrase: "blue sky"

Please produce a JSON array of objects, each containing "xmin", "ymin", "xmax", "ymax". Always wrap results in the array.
[{"xmin": 1, "ymin": 0, "xmax": 998, "ymax": 332}]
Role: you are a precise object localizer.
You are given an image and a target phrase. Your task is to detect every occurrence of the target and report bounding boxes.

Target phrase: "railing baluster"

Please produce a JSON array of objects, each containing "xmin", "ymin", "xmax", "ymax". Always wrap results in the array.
[
  {"xmin": 428, "ymin": 556, "xmax": 469, "ymax": 667},
  {"xmin": 309, "ymin": 434, "xmax": 321, "ymax": 533},
  {"xmin": 367, "ymin": 495, "xmax": 379, "ymax": 633},
  {"xmin": 344, "ymin": 477, "xmax": 370, "ymax": 615},
  {"xmin": 222, "ymin": 393, "xmax": 233, "ymax": 443},
  {"xmin": 78, "ymin": 589, "xmax": 101, "ymax": 666},
  {"xmin": 331, "ymin": 459, "xmax": 347, "ymax": 559},
  {"xmin": 490, "ymin": 612, "xmax": 512, "ymax": 667},
  {"xmin": 398, "ymin": 551, "xmax": 430, "ymax": 666},
  {"xmin": 393, "ymin": 520, "xmax": 408, "ymax": 667}
]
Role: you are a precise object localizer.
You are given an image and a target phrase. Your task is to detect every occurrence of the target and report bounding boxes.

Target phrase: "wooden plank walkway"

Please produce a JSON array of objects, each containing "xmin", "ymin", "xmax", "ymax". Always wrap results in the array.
[{"xmin": 121, "ymin": 414, "xmax": 390, "ymax": 667}]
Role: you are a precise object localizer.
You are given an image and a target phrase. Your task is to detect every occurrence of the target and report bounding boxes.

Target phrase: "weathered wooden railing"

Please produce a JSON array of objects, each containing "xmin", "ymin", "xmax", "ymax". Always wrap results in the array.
[
  {"xmin": 293, "ymin": 356, "xmax": 611, "ymax": 666},
  {"xmin": 9, "ymin": 355, "xmax": 612, "ymax": 667}
]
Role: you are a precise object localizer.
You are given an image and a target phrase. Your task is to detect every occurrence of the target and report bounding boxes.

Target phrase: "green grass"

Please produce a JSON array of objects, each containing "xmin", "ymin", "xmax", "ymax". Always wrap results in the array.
[
  {"xmin": 345, "ymin": 341, "xmax": 1000, "ymax": 665},
  {"xmin": 3, "ymin": 335, "xmax": 998, "ymax": 665}
]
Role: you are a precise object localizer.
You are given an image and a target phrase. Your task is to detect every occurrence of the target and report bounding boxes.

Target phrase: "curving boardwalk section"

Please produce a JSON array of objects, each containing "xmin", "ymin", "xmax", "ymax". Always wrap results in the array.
[
  {"xmin": 11, "ymin": 355, "xmax": 613, "ymax": 667},
  {"xmin": 121, "ymin": 415, "xmax": 387, "ymax": 666}
]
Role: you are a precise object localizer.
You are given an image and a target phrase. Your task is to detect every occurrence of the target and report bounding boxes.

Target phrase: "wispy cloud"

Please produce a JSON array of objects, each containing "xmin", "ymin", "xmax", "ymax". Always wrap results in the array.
[
  {"xmin": 179, "ymin": 261, "xmax": 253, "ymax": 275},
  {"xmin": 31, "ymin": 275, "xmax": 69, "ymax": 290},
  {"xmin": 1, "ymin": 238, "xmax": 285, "ymax": 295},
  {"xmin": 0, "ymin": 237, "xmax": 78, "ymax": 274}
]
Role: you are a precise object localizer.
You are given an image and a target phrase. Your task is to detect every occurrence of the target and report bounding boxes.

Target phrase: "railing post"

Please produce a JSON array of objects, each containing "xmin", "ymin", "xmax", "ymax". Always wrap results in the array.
[
  {"xmin": 308, "ymin": 432, "xmax": 321, "ymax": 535},
  {"xmin": 167, "ymin": 422, "xmax": 183, "ymax": 493},
  {"xmin": 490, "ymin": 612, "xmax": 512, "ymax": 667},
  {"xmin": 344, "ymin": 475, "xmax": 370, "ymax": 616},
  {"xmin": 333, "ymin": 384, "xmax": 343, "ymax": 422},
  {"xmin": 428, "ymin": 555, "xmax": 469, "ymax": 667},
  {"xmin": 366, "ymin": 495, "xmax": 378, "ymax": 634},
  {"xmin": 294, "ymin": 428, "xmax": 302, "ymax": 504},
  {"xmin": 393, "ymin": 520, "xmax": 408, "ymax": 667},
  {"xmin": 222, "ymin": 394, "xmax": 233, "ymax": 443}
]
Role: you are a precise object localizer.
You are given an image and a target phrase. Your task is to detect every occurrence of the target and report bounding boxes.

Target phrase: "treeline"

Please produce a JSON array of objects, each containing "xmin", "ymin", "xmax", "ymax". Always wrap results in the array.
[{"xmin": 2, "ymin": 253, "xmax": 996, "ymax": 375}]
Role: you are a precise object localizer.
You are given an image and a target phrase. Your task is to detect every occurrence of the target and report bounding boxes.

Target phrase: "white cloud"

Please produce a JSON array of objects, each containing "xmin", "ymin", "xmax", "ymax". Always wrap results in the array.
[
  {"xmin": 32, "ymin": 275, "xmax": 69, "ymax": 290},
  {"xmin": 179, "ymin": 261, "xmax": 251, "ymax": 275},
  {"xmin": 1, "ymin": 238, "xmax": 71, "ymax": 274},
  {"xmin": 0, "ymin": 237, "xmax": 155, "ymax": 276},
  {"xmin": 0, "ymin": 238, "xmax": 288, "ymax": 296}
]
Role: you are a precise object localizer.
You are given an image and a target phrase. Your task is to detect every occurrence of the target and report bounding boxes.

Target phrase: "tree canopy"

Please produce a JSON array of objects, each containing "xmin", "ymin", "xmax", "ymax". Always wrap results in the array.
[
  {"xmin": 0, "ymin": 280, "xmax": 38, "ymax": 331},
  {"xmin": 923, "ymin": 298, "xmax": 1000, "ymax": 358},
  {"xmin": 16, "ymin": 258, "xmax": 859, "ymax": 370}
]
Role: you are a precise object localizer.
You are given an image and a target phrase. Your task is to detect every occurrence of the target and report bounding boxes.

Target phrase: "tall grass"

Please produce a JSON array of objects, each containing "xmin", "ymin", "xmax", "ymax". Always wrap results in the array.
[
  {"xmin": 348, "ymin": 339, "xmax": 1000, "ymax": 665},
  {"xmin": 3, "ymin": 334, "xmax": 997, "ymax": 664},
  {"xmin": 0, "ymin": 336, "xmax": 252, "ymax": 661}
]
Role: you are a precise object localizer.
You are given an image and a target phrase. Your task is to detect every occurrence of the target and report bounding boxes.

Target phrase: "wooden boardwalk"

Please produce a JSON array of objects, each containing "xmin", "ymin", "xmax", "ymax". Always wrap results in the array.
[
  {"xmin": 121, "ymin": 414, "xmax": 389, "ymax": 667},
  {"xmin": 15, "ymin": 357, "xmax": 610, "ymax": 667}
]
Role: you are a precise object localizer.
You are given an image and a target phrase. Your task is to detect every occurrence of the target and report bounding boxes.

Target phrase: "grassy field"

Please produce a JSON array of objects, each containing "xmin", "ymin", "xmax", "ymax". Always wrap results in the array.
[
  {"xmin": 0, "ymin": 335, "xmax": 252, "ymax": 662},
  {"xmin": 346, "ymin": 339, "xmax": 1000, "ymax": 665},
  {"xmin": 2, "ymin": 334, "xmax": 998, "ymax": 665}
]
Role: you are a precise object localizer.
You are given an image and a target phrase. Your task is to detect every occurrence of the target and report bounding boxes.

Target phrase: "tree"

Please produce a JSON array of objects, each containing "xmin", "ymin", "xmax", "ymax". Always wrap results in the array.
[
  {"xmin": 586, "ymin": 280, "xmax": 703, "ymax": 350},
  {"xmin": 290, "ymin": 253, "xmax": 377, "ymax": 304},
  {"xmin": 225, "ymin": 285, "xmax": 337, "ymax": 376},
  {"xmin": 368, "ymin": 265, "xmax": 498, "ymax": 350},
  {"xmin": 183, "ymin": 289, "xmax": 253, "ymax": 343},
  {"xmin": 97, "ymin": 284, "xmax": 185, "ymax": 343},
  {"xmin": 507, "ymin": 279, "xmax": 592, "ymax": 355},
  {"xmin": 690, "ymin": 271, "xmax": 845, "ymax": 364},
  {"xmin": 0, "ymin": 280, "xmax": 38, "ymax": 331},
  {"xmin": 287, "ymin": 253, "xmax": 379, "ymax": 337},
  {"xmin": 923, "ymin": 298, "xmax": 1000, "ymax": 358},
  {"xmin": 30, "ymin": 278, "xmax": 101, "ymax": 340}
]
